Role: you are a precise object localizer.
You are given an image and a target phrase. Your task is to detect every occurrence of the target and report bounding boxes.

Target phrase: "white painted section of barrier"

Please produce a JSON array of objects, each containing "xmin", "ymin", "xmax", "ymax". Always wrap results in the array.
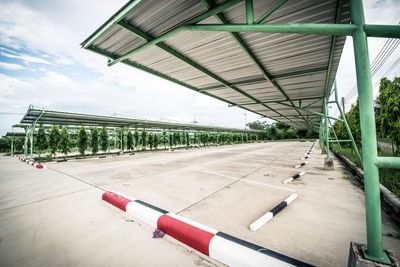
[
  {"xmin": 294, "ymin": 162, "xmax": 308, "ymax": 168},
  {"xmin": 284, "ymin": 194, "xmax": 298, "ymax": 205},
  {"xmin": 209, "ymin": 235, "xmax": 295, "ymax": 267},
  {"xmin": 166, "ymin": 213, "xmax": 218, "ymax": 234},
  {"xmin": 126, "ymin": 201, "xmax": 164, "ymax": 228},
  {"xmin": 283, "ymin": 177, "xmax": 294, "ymax": 184},
  {"xmin": 249, "ymin": 212, "xmax": 273, "ymax": 232}
]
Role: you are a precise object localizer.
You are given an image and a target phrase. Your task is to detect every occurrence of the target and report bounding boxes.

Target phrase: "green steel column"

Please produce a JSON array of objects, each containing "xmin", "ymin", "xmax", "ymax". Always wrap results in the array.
[
  {"xmin": 350, "ymin": 0, "xmax": 389, "ymax": 263},
  {"xmin": 334, "ymin": 81, "xmax": 362, "ymax": 162},
  {"xmin": 245, "ymin": 0, "xmax": 254, "ymax": 24},
  {"xmin": 11, "ymin": 127, "xmax": 14, "ymax": 157},
  {"xmin": 329, "ymin": 120, "xmax": 342, "ymax": 150},
  {"xmin": 30, "ymin": 127, "xmax": 34, "ymax": 158},
  {"xmin": 24, "ymin": 128, "xmax": 28, "ymax": 157},
  {"xmin": 324, "ymin": 97, "xmax": 330, "ymax": 159}
]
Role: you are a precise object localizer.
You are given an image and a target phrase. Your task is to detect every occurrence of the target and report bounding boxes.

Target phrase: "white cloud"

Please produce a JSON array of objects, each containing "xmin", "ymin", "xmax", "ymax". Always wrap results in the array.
[
  {"xmin": 0, "ymin": 61, "xmax": 26, "ymax": 70},
  {"xmin": 0, "ymin": 51, "xmax": 54, "ymax": 65}
]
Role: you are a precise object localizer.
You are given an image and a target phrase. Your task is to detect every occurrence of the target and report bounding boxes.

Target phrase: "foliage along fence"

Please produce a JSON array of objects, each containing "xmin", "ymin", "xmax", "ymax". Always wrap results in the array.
[{"xmin": 331, "ymin": 77, "xmax": 400, "ymax": 198}]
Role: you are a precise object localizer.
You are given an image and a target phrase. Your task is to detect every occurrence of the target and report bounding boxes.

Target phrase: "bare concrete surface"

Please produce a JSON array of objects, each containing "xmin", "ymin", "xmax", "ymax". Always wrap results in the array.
[{"xmin": 0, "ymin": 142, "xmax": 399, "ymax": 267}]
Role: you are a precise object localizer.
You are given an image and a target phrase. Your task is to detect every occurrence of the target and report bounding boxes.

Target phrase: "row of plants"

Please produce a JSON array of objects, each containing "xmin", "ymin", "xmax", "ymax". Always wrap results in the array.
[
  {"xmin": 1, "ymin": 125, "xmax": 262, "ymax": 158},
  {"xmin": 332, "ymin": 77, "xmax": 400, "ymax": 198}
]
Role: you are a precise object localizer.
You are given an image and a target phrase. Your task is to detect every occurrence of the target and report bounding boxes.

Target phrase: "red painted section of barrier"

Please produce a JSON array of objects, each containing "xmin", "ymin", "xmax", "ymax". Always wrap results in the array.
[
  {"xmin": 36, "ymin": 164, "xmax": 44, "ymax": 169},
  {"xmin": 157, "ymin": 215, "xmax": 214, "ymax": 256},
  {"xmin": 102, "ymin": 191, "xmax": 132, "ymax": 211}
]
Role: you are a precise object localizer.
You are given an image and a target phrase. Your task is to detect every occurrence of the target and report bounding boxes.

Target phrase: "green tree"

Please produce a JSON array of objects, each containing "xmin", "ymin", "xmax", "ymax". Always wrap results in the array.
[
  {"xmin": 141, "ymin": 129, "xmax": 147, "ymax": 149},
  {"xmin": 185, "ymin": 132, "xmax": 190, "ymax": 148},
  {"xmin": 154, "ymin": 134, "xmax": 159, "ymax": 149},
  {"xmin": 91, "ymin": 128, "xmax": 99, "ymax": 154},
  {"xmin": 127, "ymin": 130, "xmax": 133, "ymax": 151},
  {"xmin": 49, "ymin": 125, "xmax": 60, "ymax": 157},
  {"xmin": 134, "ymin": 128, "xmax": 139, "ymax": 150},
  {"xmin": 148, "ymin": 133, "xmax": 154, "ymax": 150},
  {"xmin": 347, "ymin": 100, "xmax": 361, "ymax": 145},
  {"xmin": 36, "ymin": 124, "xmax": 47, "ymax": 156},
  {"xmin": 59, "ymin": 126, "xmax": 70, "ymax": 156},
  {"xmin": 100, "ymin": 127, "xmax": 108, "ymax": 152},
  {"xmin": 78, "ymin": 127, "xmax": 88, "ymax": 156},
  {"xmin": 162, "ymin": 130, "xmax": 167, "ymax": 149},
  {"xmin": 378, "ymin": 77, "xmax": 400, "ymax": 154}
]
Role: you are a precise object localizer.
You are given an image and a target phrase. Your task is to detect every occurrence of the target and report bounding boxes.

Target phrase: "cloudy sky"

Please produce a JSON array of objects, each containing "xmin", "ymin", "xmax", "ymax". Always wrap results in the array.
[{"xmin": 0, "ymin": 0, "xmax": 399, "ymax": 135}]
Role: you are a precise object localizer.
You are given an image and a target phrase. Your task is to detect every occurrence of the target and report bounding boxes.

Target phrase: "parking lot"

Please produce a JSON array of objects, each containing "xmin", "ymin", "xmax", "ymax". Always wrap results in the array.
[{"xmin": 1, "ymin": 141, "xmax": 399, "ymax": 266}]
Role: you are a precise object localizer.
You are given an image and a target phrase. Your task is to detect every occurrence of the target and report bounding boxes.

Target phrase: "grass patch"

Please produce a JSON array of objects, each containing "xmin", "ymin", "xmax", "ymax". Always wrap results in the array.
[{"xmin": 332, "ymin": 145, "xmax": 400, "ymax": 198}]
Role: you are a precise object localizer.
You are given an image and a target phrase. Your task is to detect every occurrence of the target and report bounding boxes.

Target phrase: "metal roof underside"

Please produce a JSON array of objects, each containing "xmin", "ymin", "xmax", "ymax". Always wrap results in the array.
[
  {"xmin": 20, "ymin": 107, "xmax": 259, "ymax": 133},
  {"xmin": 82, "ymin": 0, "xmax": 350, "ymax": 128}
]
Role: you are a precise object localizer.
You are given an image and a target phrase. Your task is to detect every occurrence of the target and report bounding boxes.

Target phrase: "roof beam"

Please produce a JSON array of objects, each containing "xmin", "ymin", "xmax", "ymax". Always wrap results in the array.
[
  {"xmin": 255, "ymin": 0, "xmax": 288, "ymax": 24},
  {"xmin": 87, "ymin": 46, "xmax": 294, "ymax": 125},
  {"xmin": 200, "ymin": 0, "xmax": 304, "ymax": 127},
  {"xmin": 182, "ymin": 24, "xmax": 357, "ymax": 36},
  {"xmin": 201, "ymin": 0, "xmax": 295, "ymax": 101},
  {"xmin": 229, "ymin": 96, "xmax": 324, "ymax": 106},
  {"xmin": 323, "ymin": 0, "xmax": 343, "ymax": 98},
  {"xmin": 108, "ymin": 0, "xmax": 243, "ymax": 66},
  {"xmin": 117, "ymin": 21, "xmax": 299, "ymax": 126},
  {"xmin": 81, "ymin": 0, "xmax": 144, "ymax": 48},
  {"xmin": 245, "ymin": 0, "xmax": 254, "ymax": 24},
  {"xmin": 199, "ymin": 67, "xmax": 327, "ymax": 91}
]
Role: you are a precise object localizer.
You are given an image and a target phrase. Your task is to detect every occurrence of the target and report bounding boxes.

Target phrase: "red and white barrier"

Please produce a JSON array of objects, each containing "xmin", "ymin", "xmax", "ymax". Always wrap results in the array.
[
  {"xmin": 17, "ymin": 156, "xmax": 46, "ymax": 169},
  {"xmin": 102, "ymin": 191, "xmax": 312, "ymax": 267}
]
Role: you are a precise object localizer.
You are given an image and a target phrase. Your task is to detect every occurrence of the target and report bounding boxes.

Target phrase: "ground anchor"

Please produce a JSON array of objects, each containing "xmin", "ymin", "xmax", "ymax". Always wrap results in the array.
[{"xmin": 348, "ymin": 242, "xmax": 398, "ymax": 267}]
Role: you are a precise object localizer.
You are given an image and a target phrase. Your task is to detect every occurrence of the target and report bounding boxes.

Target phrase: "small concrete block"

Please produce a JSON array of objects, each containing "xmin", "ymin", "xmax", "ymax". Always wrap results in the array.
[
  {"xmin": 348, "ymin": 242, "xmax": 399, "ymax": 267},
  {"xmin": 323, "ymin": 158, "xmax": 334, "ymax": 170}
]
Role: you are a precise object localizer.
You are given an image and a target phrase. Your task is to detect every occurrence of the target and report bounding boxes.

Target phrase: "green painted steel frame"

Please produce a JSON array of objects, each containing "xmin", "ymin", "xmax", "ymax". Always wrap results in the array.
[{"xmin": 82, "ymin": 1, "xmax": 400, "ymax": 263}]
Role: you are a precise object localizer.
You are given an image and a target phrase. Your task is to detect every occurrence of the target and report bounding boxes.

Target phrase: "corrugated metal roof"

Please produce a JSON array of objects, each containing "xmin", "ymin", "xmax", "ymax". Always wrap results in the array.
[
  {"xmin": 82, "ymin": 0, "xmax": 350, "ymax": 128},
  {"xmin": 20, "ymin": 107, "xmax": 259, "ymax": 133}
]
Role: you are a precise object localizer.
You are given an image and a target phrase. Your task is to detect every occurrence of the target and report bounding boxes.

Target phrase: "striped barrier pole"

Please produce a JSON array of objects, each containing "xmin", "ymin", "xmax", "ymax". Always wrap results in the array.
[
  {"xmin": 102, "ymin": 191, "xmax": 312, "ymax": 267},
  {"xmin": 250, "ymin": 194, "xmax": 298, "ymax": 232},
  {"xmin": 301, "ymin": 155, "xmax": 310, "ymax": 160},
  {"xmin": 294, "ymin": 162, "xmax": 308, "ymax": 168},
  {"xmin": 16, "ymin": 156, "xmax": 46, "ymax": 169},
  {"xmin": 283, "ymin": 172, "xmax": 305, "ymax": 184}
]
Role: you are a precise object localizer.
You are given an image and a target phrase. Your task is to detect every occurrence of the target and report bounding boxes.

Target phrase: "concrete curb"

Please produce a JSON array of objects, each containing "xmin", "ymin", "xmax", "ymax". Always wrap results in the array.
[
  {"xmin": 17, "ymin": 156, "xmax": 46, "ymax": 169},
  {"xmin": 102, "ymin": 191, "xmax": 313, "ymax": 267},
  {"xmin": 250, "ymin": 194, "xmax": 297, "ymax": 232},
  {"xmin": 332, "ymin": 150, "xmax": 400, "ymax": 218},
  {"xmin": 283, "ymin": 172, "xmax": 306, "ymax": 184}
]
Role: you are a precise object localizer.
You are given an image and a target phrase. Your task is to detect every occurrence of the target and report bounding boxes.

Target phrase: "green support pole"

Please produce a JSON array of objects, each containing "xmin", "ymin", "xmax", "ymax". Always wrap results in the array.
[
  {"xmin": 255, "ymin": 0, "xmax": 288, "ymax": 24},
  {"xmin": 324, "ymin": 97, "xmax": 330, "ymax": 160},
  {"xmin": 350, "ymin": 0, "xmax": 390, "ymax": 263},
  {"xmin": 329, "ymin": 120, "xmax": 341, "ymax": 149},
  {"xmin": 29, "ymin": 127, "xmax": 33, "ymax": 158},
  {"xmin": 24, "ymin": 128, "xmax": 28, "ymax": 157},
  {"xmin": 11, "ymin": 127, "xmax": 14, "ymax": 157},
  {"xmin": 245, "ymin": 0, "xmax": 253, "ymax": 24},
  {"xmin": 334, "ymin": 81, "xmax": 362, "ymax": 163}
]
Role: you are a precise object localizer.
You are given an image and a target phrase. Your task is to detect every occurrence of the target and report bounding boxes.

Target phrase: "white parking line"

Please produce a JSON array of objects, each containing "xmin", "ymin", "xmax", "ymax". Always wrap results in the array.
[{"xmin": 201, "ymin": 171, "xmax": 296, "ymax": 192}]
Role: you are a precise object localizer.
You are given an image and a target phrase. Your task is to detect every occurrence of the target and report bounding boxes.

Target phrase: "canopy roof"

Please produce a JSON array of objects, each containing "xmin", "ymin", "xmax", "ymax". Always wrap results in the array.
[
  {"xmin": 19, "ymin": 106, "xmax": 259, "ymax": 133},
  {"xmin": 82, "ymin": 0, "xmax": 350, "ymax": 128}
]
